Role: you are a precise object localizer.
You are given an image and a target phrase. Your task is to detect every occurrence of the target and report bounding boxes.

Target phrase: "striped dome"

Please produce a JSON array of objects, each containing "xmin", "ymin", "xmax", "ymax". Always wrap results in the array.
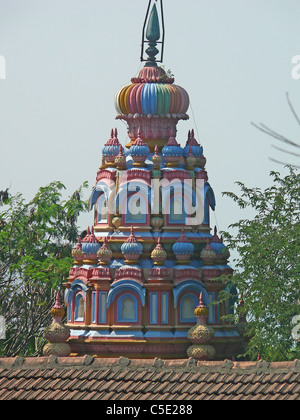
[
  {"xmin": 121, "ymin": 227, "xmax": 143, "ymax": 256},
  {"xmin": 81, "ymin": 227, "xmax": 100, "ymax": 255},
  {"xmin": 115, "ymin": 83, "xmax": 189, "ymax": 117},
  {"xmin": 172, "ymin": 229, "xmax": 195, "ymax": 256},
  {"xmin": 129, "ymin": 135, "xmax": 150, "ymax": 157}
]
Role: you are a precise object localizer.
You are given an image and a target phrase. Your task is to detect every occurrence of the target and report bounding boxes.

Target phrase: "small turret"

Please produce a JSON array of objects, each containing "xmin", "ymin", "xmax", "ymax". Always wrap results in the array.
[
  {"xmin": 187, "ymin": 292, "xmax": 216, "ymax": 360},
  {"xmin": 43, "ymin": 292, "xmax": 71, "ymax": 357}
]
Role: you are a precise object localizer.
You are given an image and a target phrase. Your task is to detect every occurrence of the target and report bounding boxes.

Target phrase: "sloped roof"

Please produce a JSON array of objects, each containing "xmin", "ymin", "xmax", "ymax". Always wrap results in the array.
[{"xmin": 0, "ymin": 356, "xmax": 299, "ymax": 401}]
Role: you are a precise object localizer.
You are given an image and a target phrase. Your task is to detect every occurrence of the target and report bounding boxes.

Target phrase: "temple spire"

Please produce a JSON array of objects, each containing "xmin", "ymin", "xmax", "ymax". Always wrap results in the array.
[
  {"xmin": 141, "ymin": 0, "xmax": 165, "ymax": 66},
  {"xmin": 146, "ymin": 3, "xmax": 160, "ymax": 42}
]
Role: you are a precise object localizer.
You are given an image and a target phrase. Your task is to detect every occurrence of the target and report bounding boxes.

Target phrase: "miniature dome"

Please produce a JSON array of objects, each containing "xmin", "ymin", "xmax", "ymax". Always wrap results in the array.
[
  {"xmin": 129, "ymin": 132, "xmax": 150, "ymax": 157},
  {"xmin": 72, "ymin": 237, "xmax": 84, "ymax": 263},
  {"xmin": 200, "ymin": 239, "xmax": 217, "ymax": 265},
  {"xmin": 210, "ymin": 226, "xmax": 226, "ymax": 253},
  {"xmin": 183, "ymin": 129, "xmax": 203, "ymax": 158},
  {"xmin": 162, "ymin": 132, "xmax": 183, "ymax": 158},
  {"xmin": 97, "ymin": 237, "xmax": 113, "ymax": 265},
  {"xmin": 81, "ymin": 226, "xmax": 100, "ymax": 256},
  {"xmin": 102, "ymin": 129, "xmax": 121, "ymax": 162},
  {"xmin": 162, "ymin": 132, "xmax": 183, "ymax": 167},
  {"xmin": 121, "ymin": 226, "xmax": 143, "ymax": 262},
  {"xmin": 172, "ymin": 228, "xmax": 194, "ymax": 259},
  {"xmin": 151, "ymin": 237, "xmax": 167, "ymax": 265}
]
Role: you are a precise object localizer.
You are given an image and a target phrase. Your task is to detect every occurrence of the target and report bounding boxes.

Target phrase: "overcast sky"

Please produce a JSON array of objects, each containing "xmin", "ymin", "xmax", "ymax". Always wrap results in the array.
[{"xmin": 1, "ymin": 0, "xmax": 299, "ymax": 249}]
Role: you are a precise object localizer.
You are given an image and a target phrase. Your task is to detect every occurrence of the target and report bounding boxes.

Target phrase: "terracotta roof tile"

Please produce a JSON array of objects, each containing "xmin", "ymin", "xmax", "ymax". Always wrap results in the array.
[{"xmin": 0, "ymin": 357, "xmax": 299, "ymax": 400}]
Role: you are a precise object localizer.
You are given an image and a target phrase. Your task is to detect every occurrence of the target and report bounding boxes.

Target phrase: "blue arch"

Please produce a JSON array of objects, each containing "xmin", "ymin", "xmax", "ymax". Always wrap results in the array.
[
  {"xmin": 65, "ymin": 279, "xmax": 88, "ymax": 322},
  {"xmin": 107, "ymin": 280, "xmax": 146, "ymax": 308},
  {"xmin": 173, "ymin": 280, "xmax": 208, "ymax": 308},
  {"xmin": 89, "ymin": 180, "xmax": 116, "ymax": 211},
  {"xmin": 66, "ymin": 279, "xmax": 88, "ymax": 304}
]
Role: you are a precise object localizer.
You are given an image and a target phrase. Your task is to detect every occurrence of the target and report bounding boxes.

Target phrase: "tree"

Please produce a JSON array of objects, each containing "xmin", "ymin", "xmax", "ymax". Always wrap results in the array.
[
  {"xmin": 221, "ymin": 168, "xmax": 300, "ymax": 361},
  {"xmin": 0, "ymin": 181, "xmax": 88, "ymax": 356}
]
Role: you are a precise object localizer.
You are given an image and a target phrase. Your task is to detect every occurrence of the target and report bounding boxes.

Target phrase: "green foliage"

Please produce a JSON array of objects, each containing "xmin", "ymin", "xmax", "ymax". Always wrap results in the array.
[
  {"xmin": 221, "ymin": 168, "xmax": 300, "ymax": 361},
  {"xmin": 0, "ymin": 181, "xmax": 88, "ymax": 356}
]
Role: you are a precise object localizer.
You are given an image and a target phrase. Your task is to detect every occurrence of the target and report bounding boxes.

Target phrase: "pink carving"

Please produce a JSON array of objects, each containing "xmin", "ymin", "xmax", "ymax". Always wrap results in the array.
[{"xmin": 115, "ymin": 266, "xmax": 143, "ymax": 282}]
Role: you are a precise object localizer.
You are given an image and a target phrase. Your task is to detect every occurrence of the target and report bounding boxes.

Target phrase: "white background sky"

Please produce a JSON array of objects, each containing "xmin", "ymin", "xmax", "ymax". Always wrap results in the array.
[{"xmin": 1, "ymin": 0, "xmax": 299, "ymax": 252}]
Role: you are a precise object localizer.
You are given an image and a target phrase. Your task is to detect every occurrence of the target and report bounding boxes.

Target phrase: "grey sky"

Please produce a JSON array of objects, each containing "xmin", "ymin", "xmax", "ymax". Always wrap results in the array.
[{"xmin": 1, "ymin": 0, "xmax": 299, "ymax": 248}]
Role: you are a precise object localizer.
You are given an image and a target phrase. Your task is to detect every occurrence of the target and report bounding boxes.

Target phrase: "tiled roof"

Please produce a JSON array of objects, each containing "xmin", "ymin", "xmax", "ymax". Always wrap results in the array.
[{"xmin": 0, "ymin": 356, "xmax": 299, "ymax": 400}]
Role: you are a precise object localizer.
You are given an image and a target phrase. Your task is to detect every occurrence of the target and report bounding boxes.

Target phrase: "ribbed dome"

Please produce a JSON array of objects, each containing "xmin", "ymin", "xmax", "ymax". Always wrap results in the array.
[
  {"xmin": 200, "ymin": 239, "xmax": 217, "ymax": 265},
  {"xmin": 162, "ymin": 133, "xmax": 183, "ymax": 157},
  {"xmin": 81, "ymin": 226, "xmax": 100, "ymax": 255},
  {"xmin": 121, "ymin": 226, "xmax": 143, "ymax": 256},
  {"xmin": 172, "ymin": 228, "xmax": 194, "ymax": 256},
  {"xmin": 97, "ymin": 237, "xmax": 113, "ymax": 265},
  {"xmin": 129, "ymin": 133, "xmax": 150, "ymax": 157},
  {"xmin": 72, "ymin": 237, "xmax": 84, "ymax": 262},
  {"xmin": 210, "ymin": 226, "xmax": 226, "ymax": 254},
  {"xmin": 183, "ymin": 129, "xmax": 203, "ymax": 157},
  {"xmin": 102, "ymin": 129, "xmax": 121, "ymax": 158},
  {"xmin": 151, "ymin": 237, "xmax": 167, "ymax": 265},
  {"xmin": 115, "ymin": 82, "xmax": 189, "ymax": 118}
]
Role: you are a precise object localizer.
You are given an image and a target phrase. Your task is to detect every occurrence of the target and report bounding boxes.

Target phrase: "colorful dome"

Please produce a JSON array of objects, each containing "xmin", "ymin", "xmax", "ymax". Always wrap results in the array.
[
  {"xmin": 162, "ymin": 133, "xmax": 183, "ymax": 158},
  {"xmin": 97, "ymin": 237, "xmax": 113, "ymax": 265},
  {"xmin": 81, "ymin": 226, "xmax": 100, "ymax": 256},
  {"xmin": 151, "ymin": 237, "xmax": 167, "ymax": 265},
  {"xmin": 200, "ymin": 239, "xmax": 217, "ymax": 265},
  {"xmin": 115, "ymin": 80, "xmax": 189, "ymax": 118},
  {"xmin": 129, "ymin": 133, "xmax": 150, "ymax": 157},
  {"xmin": 172, "ymin": 228, "xmax": 195, "ymax": 256},
  {"xmin": 210, "ymin": 226, "xmax": 226, "ymax": 254},
  {"xmin": 121, "ymin": 226, "xmax": 143, "ymax": 259},
  {"xmin": 71, "ymin": 237, "xmax": 84, "ymax": 263},
  {"xmin": 183, "ymin": 129, "xmax": 203, "ymax": 157},
  {"xmin": 102, "ymin": 129, "xmax": 121, "ymax": 159}
]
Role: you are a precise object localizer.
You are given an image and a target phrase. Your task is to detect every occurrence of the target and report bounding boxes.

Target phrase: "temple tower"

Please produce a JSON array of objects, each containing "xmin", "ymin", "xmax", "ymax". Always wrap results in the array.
[{"xmin": 64, "ymin": 0, "xmax": 243, "ymax": 359}]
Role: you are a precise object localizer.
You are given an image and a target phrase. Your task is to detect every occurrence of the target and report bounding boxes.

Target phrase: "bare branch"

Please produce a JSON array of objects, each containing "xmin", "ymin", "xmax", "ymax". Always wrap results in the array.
[
  {"xmin": 286, "ymin": 92, "xmax": 300, "ymax": 127},
  {"xmin": 251, "ymin": 122, "xmax": 300, "ymax": 149},
  {"xmin": 269, "ymin": 157, "xmax": 300, "ymax": 169},
  {"xmin": 271, "ymin": 144, "xmax": 300, "ymax": 157}
]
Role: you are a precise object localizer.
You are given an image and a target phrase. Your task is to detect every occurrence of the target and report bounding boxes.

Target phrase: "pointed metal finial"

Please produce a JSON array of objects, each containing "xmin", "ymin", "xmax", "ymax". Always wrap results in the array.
[
  {"xmin": 141, "ymin": 0, "xmax": 165, "ymax": 66},
  {"xmin": 146, "ymin": 3, "xmax": 160, "ymax": 42}
]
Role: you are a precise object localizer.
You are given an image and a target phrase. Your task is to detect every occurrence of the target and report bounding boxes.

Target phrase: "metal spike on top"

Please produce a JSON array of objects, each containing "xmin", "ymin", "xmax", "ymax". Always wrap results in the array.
[{"xmin": 141, "ymin": 0, "xmax": 165, "ymax": 66}]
